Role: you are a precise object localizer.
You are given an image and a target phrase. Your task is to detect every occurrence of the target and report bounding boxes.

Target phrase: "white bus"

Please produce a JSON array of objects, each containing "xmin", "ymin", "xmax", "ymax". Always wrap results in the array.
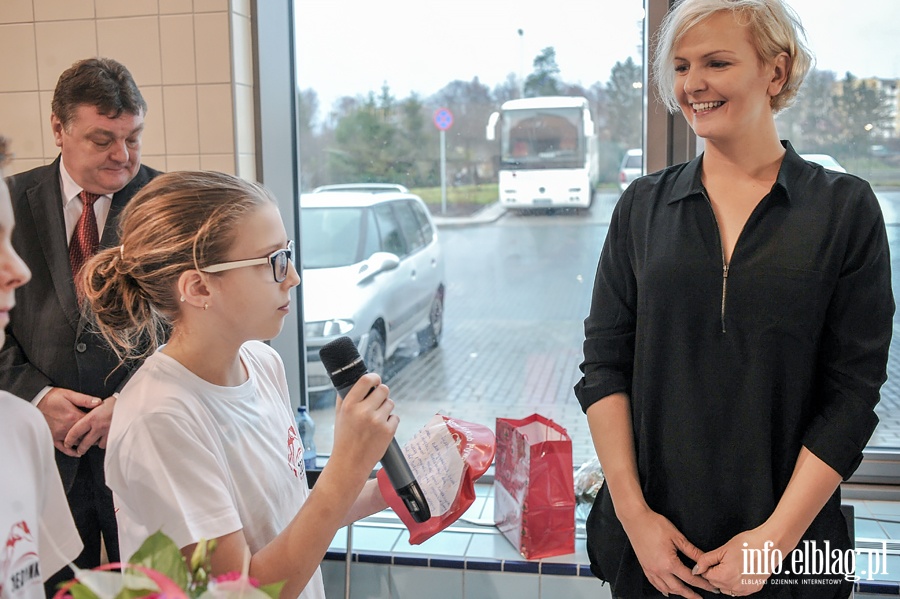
[{"xmin": 486, "ymin": 96, "xmax": 599, "ymax": 210}]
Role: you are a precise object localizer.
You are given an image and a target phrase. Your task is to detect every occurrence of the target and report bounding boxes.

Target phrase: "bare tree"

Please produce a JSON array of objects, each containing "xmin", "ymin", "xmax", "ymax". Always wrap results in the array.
[
  {"xmin": 606, "ymin": 57, "xmax": 642, "ymax": 149},
  {"xmin": 493, "ymin": 73, "xmax": 521, "ymax": 104},
  {"xmin": 297, "ymin": 88, "xmax": 325, "ymax": 190}
]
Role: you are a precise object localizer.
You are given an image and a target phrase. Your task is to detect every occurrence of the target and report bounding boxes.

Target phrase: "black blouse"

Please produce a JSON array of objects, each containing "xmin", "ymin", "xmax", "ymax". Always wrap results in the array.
[{"xmin": 574, "ymin": 142, "xmax": 894, "ymax": 598}]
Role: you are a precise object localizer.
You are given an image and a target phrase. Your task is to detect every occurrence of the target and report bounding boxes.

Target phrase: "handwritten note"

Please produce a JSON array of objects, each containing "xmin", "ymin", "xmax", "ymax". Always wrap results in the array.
[{"xmin": 403, "ymin": 414, "xmax": 465, "ymax": 517}]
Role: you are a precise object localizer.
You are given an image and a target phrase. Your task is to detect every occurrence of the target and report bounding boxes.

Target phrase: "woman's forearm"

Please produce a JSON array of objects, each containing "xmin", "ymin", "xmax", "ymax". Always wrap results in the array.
[
  {"xmin": 762, "ymin": 446, "xmax": 842, "ymax": 554},
  {"xmin": 586, "ymin": 392, "xmax": 649, "ymax": 524}
]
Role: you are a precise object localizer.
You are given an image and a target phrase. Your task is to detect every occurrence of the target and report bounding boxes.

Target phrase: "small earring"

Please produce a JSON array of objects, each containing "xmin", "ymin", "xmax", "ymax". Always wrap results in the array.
[
  {"xmin": 203, "ymin": 303, "xmax": 208, "ymax": 311},
  {"xmin": 180, "ymin": 296, "xmax": 186, "ymax": 303}
]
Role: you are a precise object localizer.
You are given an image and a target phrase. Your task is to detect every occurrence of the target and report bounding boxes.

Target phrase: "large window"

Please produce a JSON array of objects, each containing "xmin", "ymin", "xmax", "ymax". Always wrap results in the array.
[
  {"xmin": 293, "ymin": 0, "xmax": 900, "ymax": 475},
  {"xmin": 775, "ymin": 0, "xmax": 900, "ymax": 465}
]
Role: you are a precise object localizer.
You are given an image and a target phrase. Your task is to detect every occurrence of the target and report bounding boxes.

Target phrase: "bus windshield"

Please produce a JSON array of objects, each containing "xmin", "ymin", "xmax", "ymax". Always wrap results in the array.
[{"xmin": 500, "ymin": 107, "xmax": 585, "ymax": 169}]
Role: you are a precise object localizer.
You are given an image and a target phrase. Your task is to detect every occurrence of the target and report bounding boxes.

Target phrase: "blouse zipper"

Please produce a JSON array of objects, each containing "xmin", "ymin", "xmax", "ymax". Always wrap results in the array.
[
  {"xmin": 721, "ymin": 263, "xmax": 729, "ymax": 333},
  {"xmin": 702, "ymin": 191, "xmax": 729, "ymax": 333}
]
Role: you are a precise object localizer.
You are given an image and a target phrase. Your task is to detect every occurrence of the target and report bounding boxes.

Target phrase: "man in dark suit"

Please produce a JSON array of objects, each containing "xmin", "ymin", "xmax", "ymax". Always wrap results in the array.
[{"xmin": 0, "ymin": 57, "xmax": 161, "ymax": 595}]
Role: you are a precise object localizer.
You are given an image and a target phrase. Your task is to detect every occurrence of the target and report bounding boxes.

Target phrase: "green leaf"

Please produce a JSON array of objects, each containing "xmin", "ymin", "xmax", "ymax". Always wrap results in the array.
[
  {"xmin": 68, "ymin": 582, "xmax": 101, "ymax": 599},
  {"xmin": 189, "ymin": 542, "xmax": 207, "ymax": 573},
  {"xmin": 127, "ymin": 530, "xmax": 190, "ymax": 589},
  {"xmin": 258, "ymin": 581, "xmax": 285, "ymax": 599},
  {"xmin": 115, "ymin": 584, "xmax": 158, "ymax": 599}
]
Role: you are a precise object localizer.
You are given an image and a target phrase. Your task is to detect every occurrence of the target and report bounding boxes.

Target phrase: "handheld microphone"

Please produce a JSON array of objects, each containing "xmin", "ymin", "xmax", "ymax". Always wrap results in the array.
[{"xmin": 319, "ymin": 336, "xmax": 431, "ymax": 523}]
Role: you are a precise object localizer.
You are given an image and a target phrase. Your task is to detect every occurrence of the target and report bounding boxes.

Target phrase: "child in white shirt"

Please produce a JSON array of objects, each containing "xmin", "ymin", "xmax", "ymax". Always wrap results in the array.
[
  {"xmin": 0, "ymin": 136, "xmax": 82, "ymax": 599},
  {"xmin": 83, "ymin": 171, "xmax": 397, "ymax": 599}
]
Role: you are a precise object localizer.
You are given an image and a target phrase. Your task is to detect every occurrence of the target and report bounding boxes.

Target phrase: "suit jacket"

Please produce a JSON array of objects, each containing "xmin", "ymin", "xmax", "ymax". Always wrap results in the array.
[{"xmin": 1, "ymin": 157, "xmax": 161, "ymax": 490}]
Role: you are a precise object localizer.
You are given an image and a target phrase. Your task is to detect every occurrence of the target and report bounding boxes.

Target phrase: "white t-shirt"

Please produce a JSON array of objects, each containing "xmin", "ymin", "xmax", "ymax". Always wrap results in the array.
[
  {"xmin": 105, "ymin": 341, "xmax": 324, "ymax": 599},
  {"xmin": 0, "ymin": 392, "xmax": 83, "ymax": 599}
]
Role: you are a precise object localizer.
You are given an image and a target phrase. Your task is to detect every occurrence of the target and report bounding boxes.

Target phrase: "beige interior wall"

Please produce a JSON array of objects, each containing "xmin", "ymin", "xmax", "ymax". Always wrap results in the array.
[{"xmin": 0, "ymin": 0, "xmax": 256, "ymax": 182}]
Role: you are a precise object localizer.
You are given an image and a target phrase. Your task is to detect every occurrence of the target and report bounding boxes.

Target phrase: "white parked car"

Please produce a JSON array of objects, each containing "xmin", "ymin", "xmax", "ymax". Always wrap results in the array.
[
  {"xmin": 300, "ymin": 190, "xmax": 444, "ymax": 395},
  {"xmin": 312, "ymin": 183, "xmax": 409, "ymax": 193},
  {"xmin": 800, "ymin": 153, "xmax": 847, "ymax": 173},
  {"xmin": 619, "ymin": 148, "xmax": 643, "ymax": 192}
]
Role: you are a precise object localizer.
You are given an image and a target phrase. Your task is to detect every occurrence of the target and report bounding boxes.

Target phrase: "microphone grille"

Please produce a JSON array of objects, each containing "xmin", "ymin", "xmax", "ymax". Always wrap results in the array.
[{"xmin": 319, "ymin": 336, "xmax": 368, "ymax": 389}]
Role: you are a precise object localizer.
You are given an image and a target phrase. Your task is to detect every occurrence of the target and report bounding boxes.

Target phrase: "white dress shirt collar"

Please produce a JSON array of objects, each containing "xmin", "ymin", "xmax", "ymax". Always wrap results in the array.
[
  {"xmin": 58, "ymin": 159, "xmax": 113, "ymax": 242},
  {"xmin": 59, "ymin": 160, "xmax": 111, "ymax": 206}
]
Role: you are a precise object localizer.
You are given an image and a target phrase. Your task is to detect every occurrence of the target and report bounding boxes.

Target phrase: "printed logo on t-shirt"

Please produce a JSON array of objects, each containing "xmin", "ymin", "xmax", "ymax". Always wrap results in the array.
[
  {"xmin": 1, "ymin": 520, "xmax": 41, "ymax": 598},
  {"xmin": 287, "ymin": 424, "xmax": 305, "ymax": 479}
]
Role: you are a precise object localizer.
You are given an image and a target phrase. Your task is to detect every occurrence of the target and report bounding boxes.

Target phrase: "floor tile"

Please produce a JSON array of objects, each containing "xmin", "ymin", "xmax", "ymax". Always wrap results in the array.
[
  {"xmin": 864, "ymin": 501, "xmax": 900, "ymax": 517},
  {"xmin": 392, "ymin": 530, "xmax": 474, "ymax": 556},
  {"xmin": 465, "ymin": 531, "xmax": 527, "ymax": 561},
  {"xmin": 855, "ymin": 517, "xmax": 888, "ymax": 540},
  {"xmin": 347, "ymin": 524, "xmax": 403, "ymax": 553}
]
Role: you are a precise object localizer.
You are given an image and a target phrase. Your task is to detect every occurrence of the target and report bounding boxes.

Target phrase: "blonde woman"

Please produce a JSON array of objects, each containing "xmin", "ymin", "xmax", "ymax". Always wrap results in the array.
[
  {"xmin": 83, "ymin": 171, "xmax": 396, "ymax": 599},
  {"xmin": 575, "ymin": 1, "xmax": 893, "ymax": 597}
]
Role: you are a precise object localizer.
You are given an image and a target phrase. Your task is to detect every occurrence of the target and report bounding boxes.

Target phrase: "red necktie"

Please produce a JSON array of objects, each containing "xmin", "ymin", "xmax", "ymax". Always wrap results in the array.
[{"xmin": 69, "ymin": 190, "xmax": 101, "ymax": 291}]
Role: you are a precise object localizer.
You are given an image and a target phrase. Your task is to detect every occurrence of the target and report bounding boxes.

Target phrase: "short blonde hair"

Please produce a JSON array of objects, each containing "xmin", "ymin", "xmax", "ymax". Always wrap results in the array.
[
  {"xmin": 82, "ymin": 170, "xmax": 276, "ymax": 361},
  {"xmin": 652, "ymin": 0, "xmax": 813, "ymax": 114}
]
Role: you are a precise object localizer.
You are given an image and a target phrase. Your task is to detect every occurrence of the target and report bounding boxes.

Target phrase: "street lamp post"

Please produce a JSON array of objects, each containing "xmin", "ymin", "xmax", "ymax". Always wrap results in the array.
[{"xmin": 518, "ymin": 28, "xmax": 525, "ymax": 97}]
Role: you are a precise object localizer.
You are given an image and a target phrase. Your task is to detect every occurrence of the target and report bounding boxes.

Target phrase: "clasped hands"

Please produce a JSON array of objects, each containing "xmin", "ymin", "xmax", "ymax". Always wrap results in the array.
[
  {"xmin": 38, "ymin": 387, "xmax": 116, "ymax": 457},
  {"xmin": 624, "ymin": 508, "xmax": 771, "ymax": 598}
]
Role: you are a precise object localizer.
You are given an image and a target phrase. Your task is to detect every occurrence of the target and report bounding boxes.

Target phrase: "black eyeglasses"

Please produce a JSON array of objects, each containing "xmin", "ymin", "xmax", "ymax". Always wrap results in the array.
[{"xmin": 202, "ymin": 240, "xmax": 295, "ymax": 283}]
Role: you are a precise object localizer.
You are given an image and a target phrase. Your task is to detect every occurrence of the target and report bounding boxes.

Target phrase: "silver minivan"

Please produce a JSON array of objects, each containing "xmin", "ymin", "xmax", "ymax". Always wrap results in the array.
[{"xmin": 300, "ymin": 190, "xmax": 445, "ymax": 395}]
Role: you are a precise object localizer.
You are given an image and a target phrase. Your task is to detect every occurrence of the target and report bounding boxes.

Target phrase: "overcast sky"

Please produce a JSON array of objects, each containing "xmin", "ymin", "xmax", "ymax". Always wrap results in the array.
[{"xmin": 294, "ymin": 0, "xmax": 900, "ymax": 118}]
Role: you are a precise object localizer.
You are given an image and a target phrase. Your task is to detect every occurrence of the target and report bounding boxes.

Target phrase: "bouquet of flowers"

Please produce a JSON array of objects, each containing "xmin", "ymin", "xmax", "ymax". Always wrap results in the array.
[{"xmin": 54, "ymin": 532, "xmax": 283, "ymax": 599}]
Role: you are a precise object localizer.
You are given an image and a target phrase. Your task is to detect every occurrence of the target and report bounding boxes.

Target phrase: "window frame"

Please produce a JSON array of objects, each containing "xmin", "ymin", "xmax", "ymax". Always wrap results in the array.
[{"xmin": 276, "ymin": 0, "xmax": 900, "ymax": 489}]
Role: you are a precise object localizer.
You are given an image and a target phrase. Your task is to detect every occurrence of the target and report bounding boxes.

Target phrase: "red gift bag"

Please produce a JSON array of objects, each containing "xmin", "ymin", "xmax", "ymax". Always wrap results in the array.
[{"xmin": 494, "ymin": 414, "xmax": 575, "ymax": 559}]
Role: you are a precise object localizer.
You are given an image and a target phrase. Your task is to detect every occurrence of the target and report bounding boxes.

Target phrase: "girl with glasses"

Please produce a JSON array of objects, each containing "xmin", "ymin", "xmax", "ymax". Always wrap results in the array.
[{"xmin": 81, "ymin": 170, "xmax": 396, "ymax": 599}]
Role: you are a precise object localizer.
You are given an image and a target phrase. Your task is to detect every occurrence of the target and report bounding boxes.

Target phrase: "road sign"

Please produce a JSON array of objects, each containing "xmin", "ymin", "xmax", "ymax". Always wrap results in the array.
[{"xmin": 433, "ymin": 107, "xmax": 453, "ymax": 131}]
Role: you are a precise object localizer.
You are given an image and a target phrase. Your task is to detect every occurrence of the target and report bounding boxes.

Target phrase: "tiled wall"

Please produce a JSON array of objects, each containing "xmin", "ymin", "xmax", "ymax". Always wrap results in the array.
[
  {"xmin": 320, "ymin": 559, "xmax": 613, "ymax": 599},
  {"xmin": 0, "ymin": 0, "xmax": 256, "ymax": 181},
  {"xmin": 318, "ymin": 482, "xmax": 615, "ymax": 599}
]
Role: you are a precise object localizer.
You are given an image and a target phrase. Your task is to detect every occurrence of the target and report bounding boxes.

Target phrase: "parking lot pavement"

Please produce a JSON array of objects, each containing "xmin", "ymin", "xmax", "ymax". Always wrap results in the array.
[{"xmin": 308, "ymin": 319, "xmax": 599, "ymax": 469}]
